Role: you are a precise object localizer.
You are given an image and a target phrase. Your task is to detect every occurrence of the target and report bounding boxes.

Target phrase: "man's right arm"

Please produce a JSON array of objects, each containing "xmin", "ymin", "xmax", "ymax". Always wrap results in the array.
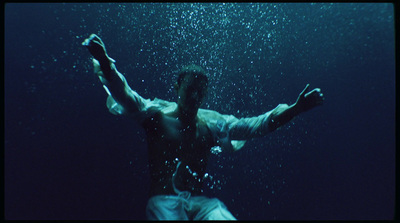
[{"xmin": 83, "ymin": 34, "xmax": 147, "ymax": 114}]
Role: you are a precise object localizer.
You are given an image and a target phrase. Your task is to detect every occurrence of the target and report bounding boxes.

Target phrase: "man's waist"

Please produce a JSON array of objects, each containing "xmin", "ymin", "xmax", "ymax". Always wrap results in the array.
[{"xmin": 149, "ymin": 183, "xmax": 203, "ymax": 197}]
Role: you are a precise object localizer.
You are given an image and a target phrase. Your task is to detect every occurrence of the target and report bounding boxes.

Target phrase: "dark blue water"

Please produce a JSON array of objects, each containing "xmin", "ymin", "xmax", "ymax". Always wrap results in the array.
[{"xmin": 4, "ymin": 3, "xmax": 395, "ymax": 220}]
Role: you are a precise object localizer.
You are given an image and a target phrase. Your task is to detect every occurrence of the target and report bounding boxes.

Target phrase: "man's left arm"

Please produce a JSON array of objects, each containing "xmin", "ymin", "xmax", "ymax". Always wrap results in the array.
[{"xmin": 228, "ymin": 84, "xmax": 324, "ymax": 141}]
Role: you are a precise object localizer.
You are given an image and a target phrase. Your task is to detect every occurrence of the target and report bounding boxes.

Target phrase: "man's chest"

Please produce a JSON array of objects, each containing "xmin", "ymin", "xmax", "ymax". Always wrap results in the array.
[{"xmin": 143, "ymin": 112, "xmax": 214, "ymax": 148}]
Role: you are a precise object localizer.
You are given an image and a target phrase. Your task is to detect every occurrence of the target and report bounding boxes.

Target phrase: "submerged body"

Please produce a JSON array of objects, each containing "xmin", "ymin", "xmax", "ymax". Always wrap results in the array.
[
  {"xmin": 82, "ymin": 34, "xmax": 324, "ymax": 220},
  {"xmin": 144, "ymin": 107, "xmax": 214, "ymax": 196}
]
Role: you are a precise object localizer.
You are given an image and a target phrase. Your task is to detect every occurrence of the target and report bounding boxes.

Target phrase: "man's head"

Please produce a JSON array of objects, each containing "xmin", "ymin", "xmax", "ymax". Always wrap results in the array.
[{"xmin": 175, "ymin": 65, "xmax": 208, "ymax": 115}]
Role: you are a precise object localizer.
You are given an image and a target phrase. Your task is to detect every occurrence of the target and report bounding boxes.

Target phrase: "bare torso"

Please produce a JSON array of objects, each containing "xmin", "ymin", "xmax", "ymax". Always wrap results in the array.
[{"xmin": 142, "ymin": 109, "xmax": 215, "ymax": 196}]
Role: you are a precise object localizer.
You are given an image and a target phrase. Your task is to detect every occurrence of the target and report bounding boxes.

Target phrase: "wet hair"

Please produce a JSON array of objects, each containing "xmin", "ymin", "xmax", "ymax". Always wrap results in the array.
[{"xmin": 177, "ymin": 65, "xmax": 208, "ymax": 88}]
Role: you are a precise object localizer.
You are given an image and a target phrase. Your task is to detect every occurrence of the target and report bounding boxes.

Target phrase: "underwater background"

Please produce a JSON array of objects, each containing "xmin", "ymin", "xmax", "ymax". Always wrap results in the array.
[{"xmin": 4, "ymin": 3, "xmax": 395, "ymax": 220}]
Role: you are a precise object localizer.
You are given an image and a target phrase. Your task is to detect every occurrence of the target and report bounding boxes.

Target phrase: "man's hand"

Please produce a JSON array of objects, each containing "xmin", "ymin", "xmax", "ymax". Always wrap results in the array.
[
  {"xmin": 82, "ymin": 34, "xmax": 116, "ymax": 76},
  {"xmin": 294, "ymin": 84, "xmax": 324, "ymax": 113},
  {"xmin": 82, "ymin": 34, "xmax": 115, "ymax": 63}
]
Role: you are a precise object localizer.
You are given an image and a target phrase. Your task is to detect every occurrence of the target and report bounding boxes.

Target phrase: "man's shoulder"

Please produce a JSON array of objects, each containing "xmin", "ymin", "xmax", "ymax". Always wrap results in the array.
[
  {"xmin": 147, "ymin": 97, "xmax": 177, "ymax": 113},
  {"xmin": 131, "ymin": 97, "xmax": 177, "ymax": 124},
  {"xmin": 152, "ymin": 97, "xmax": 176, "ymax": 106}
]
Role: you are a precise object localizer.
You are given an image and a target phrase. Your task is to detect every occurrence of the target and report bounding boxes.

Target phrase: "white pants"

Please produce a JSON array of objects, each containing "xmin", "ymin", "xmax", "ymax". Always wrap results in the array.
[
  {"xmin": 146, "ymin": 193, "xmax": 236, "ymax": 220},
  {"xmin": 146, "ymin": 161, "xmax": 236, "ymax": 220}
]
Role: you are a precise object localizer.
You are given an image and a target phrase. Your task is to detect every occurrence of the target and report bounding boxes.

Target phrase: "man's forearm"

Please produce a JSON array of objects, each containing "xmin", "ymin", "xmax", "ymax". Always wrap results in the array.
[{"xmin": 268, "ymin": 103, "xmax": 301, "ymax": 131}]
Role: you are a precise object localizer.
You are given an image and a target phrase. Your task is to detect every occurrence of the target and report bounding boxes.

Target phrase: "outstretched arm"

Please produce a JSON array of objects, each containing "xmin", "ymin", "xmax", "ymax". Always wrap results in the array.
[
  {"xmin": 228, "ymin": 84, "xmax": 324, "ymax": 141},
  {"xmin": 82, "ymin": 34, "xmax": 147, "ymax": 114}
]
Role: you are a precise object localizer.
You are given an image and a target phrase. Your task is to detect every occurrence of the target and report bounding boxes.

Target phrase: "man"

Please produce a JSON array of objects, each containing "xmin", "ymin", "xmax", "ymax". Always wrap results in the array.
[{"xmin": 82, "ymin": 34, "xmax": 324, "ymax": 220}]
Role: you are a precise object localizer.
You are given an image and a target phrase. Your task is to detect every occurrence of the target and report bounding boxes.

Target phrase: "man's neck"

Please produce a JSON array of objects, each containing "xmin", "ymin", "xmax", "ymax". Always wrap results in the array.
[{"xmin": 176, "ymin": 107, "xmax": 198, "ymax": 126}]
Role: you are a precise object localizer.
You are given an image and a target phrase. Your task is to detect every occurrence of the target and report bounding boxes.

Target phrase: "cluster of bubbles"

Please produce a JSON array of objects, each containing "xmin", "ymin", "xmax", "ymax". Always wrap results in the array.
[
  {"xmin": 79, "ymin": 3, "xmax": 293, "ymax": 114},
  {"xmin": 173, "ymin": 156, "xmax": 223, "ymax": 191},
  {"xmin": 23, "ymin": 3, "xmax": 394, "ymax": 111}
]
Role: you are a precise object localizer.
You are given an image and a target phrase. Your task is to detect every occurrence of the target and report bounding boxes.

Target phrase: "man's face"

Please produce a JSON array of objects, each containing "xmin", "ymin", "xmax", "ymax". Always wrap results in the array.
[{"xmin": 176, "ymin": 74, "xmax": 207, "ymax": 113}]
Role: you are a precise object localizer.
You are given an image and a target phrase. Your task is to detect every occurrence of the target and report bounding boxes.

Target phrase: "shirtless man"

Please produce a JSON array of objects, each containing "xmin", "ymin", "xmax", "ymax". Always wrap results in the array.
[{"xmin": 82, "ymin": 34, "xmax": 324, "ymax": 220}]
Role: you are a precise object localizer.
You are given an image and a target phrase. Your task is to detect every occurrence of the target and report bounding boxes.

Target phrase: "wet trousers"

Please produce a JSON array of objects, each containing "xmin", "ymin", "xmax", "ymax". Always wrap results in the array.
[
  {"xmin": 146, "ymin": 193, "xmax": 236, "ymax": 220},
  {"xmin": 146, "ymin": 161, "xmax": 236, "ymax": 220}
]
